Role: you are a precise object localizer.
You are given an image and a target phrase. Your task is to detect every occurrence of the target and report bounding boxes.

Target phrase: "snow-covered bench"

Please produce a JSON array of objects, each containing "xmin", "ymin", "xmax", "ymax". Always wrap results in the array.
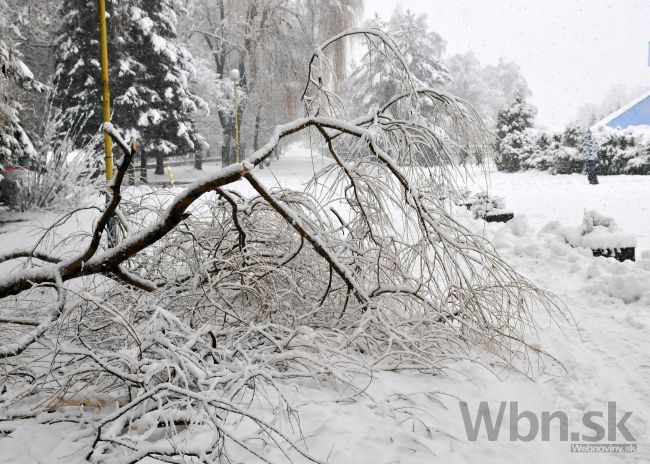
[
  {"xmin": 455, "ymin": 191, "xmax": 514, "ymax": 223},
  {"xmin": 560, "ymin": 210, "xmax": 636, "ymax": 262}
]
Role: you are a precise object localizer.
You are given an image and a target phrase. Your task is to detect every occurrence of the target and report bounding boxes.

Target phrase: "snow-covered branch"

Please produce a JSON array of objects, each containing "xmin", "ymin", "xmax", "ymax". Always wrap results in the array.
[{"xmin": 0, "ymin": 27, "xmax": 571, "ymax": 464}]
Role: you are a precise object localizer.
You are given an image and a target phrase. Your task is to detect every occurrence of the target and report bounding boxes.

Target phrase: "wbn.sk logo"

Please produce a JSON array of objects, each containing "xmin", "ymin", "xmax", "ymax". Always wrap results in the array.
[{"xmin": 459, "ymin": 401, "xmax": 637, "ymax": 453}]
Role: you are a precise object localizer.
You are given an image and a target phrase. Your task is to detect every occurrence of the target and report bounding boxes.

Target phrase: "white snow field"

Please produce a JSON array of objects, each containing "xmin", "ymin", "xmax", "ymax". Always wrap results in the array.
[{"xmin": 1, "ymin": 143, "xmax": 649, "ymax": 463}]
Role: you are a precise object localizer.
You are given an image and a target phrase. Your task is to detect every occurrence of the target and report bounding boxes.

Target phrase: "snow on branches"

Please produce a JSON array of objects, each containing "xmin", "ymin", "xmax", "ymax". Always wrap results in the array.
[
  {"xmin": 53, "ymin": 0, "xmax": 207, "ymax": 173},
  {"xmin": 0, "ymin": 0, "xmax": 46, "ymax": 165},
  {"xmin": 0, "ymin": 29, "xmax": 570, "ymax": 463}
]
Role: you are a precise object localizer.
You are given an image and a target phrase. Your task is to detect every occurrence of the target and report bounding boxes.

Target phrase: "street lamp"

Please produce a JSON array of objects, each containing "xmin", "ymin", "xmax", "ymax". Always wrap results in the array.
[{"xmin": 229, "ymin": 69, "xmax": 241, "ymax": 164}]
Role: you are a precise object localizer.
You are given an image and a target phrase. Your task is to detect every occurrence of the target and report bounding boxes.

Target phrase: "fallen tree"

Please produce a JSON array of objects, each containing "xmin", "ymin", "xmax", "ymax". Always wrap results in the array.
[{"xmin": 0, "ymin": 29, "xmax": 570, "ymax": 463}]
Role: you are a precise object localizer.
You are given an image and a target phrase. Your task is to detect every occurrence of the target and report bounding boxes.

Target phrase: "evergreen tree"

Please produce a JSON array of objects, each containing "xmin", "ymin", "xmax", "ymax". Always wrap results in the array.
[
  {"xmin": 348, "ymin": 9, "xmax": 450, "ymax": 114},
  {"xmin": 390, "ymin": 10, "xmax": 450, "ymax": 90},
  {"xmin": 0, "ymin": 0, "xmax": 45, "ymax": 166},
  {"xmin": 53, "ymin": 0, "xmax": 107, "ymax": 147},
  {"xmin": 494, "ymin": 90, "xmax": 536, "ymax": 172},
  {"xmin": 118, "ymin": 0, "xmax": 207, "ymax": 173},
  {"xmin": 54, "ymin": 0, "xmax": 206, "ymax": 175}
]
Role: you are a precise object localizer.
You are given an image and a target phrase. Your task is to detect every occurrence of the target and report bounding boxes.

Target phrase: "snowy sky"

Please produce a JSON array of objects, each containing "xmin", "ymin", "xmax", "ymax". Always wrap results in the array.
[{"xmin": 366, "ymin": 0, "xmax": 650, "ymax": 129}]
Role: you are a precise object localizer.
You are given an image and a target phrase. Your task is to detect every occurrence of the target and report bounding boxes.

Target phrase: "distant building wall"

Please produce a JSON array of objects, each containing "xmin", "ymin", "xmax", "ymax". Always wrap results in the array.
[{"xmin": 606, "ymin": 95, "xmax": 650, "ymax": 129}]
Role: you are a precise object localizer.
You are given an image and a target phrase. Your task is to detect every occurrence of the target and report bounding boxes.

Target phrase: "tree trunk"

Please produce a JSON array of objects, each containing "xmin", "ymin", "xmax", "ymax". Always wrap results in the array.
[
  {"xmin": 253, "ymin": 106, "xmax": 262, "ymax": 151},
  {"xmin": 155, "ymin": 154, "xmax": 164, "ymax": 175},
  {"xmin": 221, "ymin": 132, "xmax": 232, "ymax": 167},
  {"xmin": 128, "ymin": 160, "xmax": 135, "ymax": 186},
  {"xmin": 140, "ymin": 152, "xmax": 148, "ymax": 184},
  {"xmin": 194, "ymin": 151, "xmax": 203, "ymax": 170}
]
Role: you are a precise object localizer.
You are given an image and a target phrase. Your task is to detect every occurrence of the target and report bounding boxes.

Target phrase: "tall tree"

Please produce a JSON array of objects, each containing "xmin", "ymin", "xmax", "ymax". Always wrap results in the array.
[
  {"xmin": 445, "ymin": 52, "xmax": 530, "ymax": 127},
  {"xmin": 2, "ymin": 0, "xmax": 58, "ymax": 143},
  {"xmin": 0, "ymin": 0, "xmax": 45, "ymax": 166},
  {"xmin": 54, "ymin": 0, "xmax": 206, "ymax": 174},
  {"xmin": 187, "ymin": 0, "xmax": 363, "ymax": 166},
  {"xmin": 494, "ymin": 90, "xmax": 536, "ymax": 172},
  {"xmin": 119, "ymin": 0, "xmax": 207, "ymax": 173},
  {"xmin": 445, "ymin": 52, "xmax": 490, "ymax": 118},
  {"xmin": 347, "ymin": 9, "xmax": 450, "ymax": 116},
  {"xmin": 52, "ymin": 0, "xmax": 107, "ymax": 147}
]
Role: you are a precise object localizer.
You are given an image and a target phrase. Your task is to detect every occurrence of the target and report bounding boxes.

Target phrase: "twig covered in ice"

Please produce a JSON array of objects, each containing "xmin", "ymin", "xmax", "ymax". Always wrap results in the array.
[{"xmin": 0, "ymin": 28, "xmax": 572, "ymax": 464}]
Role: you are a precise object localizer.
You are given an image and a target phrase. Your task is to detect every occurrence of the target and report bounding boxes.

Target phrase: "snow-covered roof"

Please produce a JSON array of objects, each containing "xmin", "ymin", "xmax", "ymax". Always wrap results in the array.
[{"xmin": 593, "ymin": 90, "xmax": 650, "ymax": 130}]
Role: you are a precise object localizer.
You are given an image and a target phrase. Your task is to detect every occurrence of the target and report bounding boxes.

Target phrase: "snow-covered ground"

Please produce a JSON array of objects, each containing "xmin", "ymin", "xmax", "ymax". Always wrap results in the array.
[
  {"xmin": 149, "ymin": 147, "xmax": 650, "ymax": 253},
  {"xmin": 1, "ymin": 144, "xmax": 649, "ymax": 463}
]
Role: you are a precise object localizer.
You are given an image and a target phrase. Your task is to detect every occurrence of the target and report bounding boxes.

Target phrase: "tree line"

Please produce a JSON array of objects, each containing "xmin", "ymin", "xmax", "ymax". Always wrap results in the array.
[{"xmin": 1, "ymin": 1, "xmax": 530, "ymax": 175}]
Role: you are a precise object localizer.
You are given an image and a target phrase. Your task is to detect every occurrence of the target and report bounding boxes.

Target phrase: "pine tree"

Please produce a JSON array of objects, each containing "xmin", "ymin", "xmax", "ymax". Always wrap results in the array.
[
  {"xmin": 0, "ymin": 0, "xmax": 45, "ymax": 166},
  {"xmin": 53, "ymin": 0, "xmax": 107, "ymax": 147},
  {"xmin": 390, "ymin": 10, "xmax": 450, "ymax": 90},
  {"xmin": 494, "ymin": 90, "xmax": 536, "ymax": 172},
  {"xmin": 54, "ymin": 0, "xmax": 206, "ymax": 175},
  {"xmin": 348, "ymin": 9, "xmax": 450, "ymax": 115},
  {"xmin": 118, "ymin": 0, "xmax": 207, "ymax": 174}
]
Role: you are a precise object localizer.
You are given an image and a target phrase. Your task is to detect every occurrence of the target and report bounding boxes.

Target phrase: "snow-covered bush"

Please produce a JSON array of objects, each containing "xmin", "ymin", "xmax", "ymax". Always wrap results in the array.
[
  {"xmin": 549, "ymin": 145, "xmax": 580, "ymax": 174},
  {"xmin": 10, "ymin": 108, "xmax": 102, "ymax": 211},
  {"xmin": 455, "ymin": 190, "xmax": 511, "ymax": 219},
  {"xmin": 625, "ymin": 144, "xmax": 650, "ymax": 175},
  {"xmin": 496, "ymin": 130, "xmax": 537, "ymax": 172},
  {"xmin": 595, "ymin": 129, "xmax": 638, "ymax": 175},
  {"xmin": 522, "ymin": 131, "xmax": 554, "ymax": 171},
  {"xmin": 507, "ymin": 124, "xmax": 650, "ymax": 175},
  {"xmin": 468, "ymin": 191, "xmax": 509, "ymax": 219},
  {"xmin": 549, "ymin": 125, "xmax": 584, "ymax": 174}
]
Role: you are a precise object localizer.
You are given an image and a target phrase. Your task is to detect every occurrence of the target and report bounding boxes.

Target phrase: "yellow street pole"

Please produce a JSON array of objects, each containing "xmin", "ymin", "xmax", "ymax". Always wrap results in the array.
[{"xmin": 98, "ymin": 0, "xmax": 113, "ymax": 181}]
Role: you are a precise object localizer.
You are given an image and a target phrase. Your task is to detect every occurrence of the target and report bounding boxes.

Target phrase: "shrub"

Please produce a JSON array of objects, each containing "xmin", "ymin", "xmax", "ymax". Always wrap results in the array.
[
  {"xmin": 552, "ymin": 146, "xmax": 584, "ymax": 174},
  {"xmin": 596, "ymin": 131, "xmax": 637, "ymax": 175},
  {"xmin": 9, "ymin": 108, "xmax": 101, "ymax": 211},
  {"xmin": 506, "ymin": 125, "xmax": 650, "ymax": 175},
  {"xmin": 625, "ymin": 144, "xmax": 650, "ymax": 174}
]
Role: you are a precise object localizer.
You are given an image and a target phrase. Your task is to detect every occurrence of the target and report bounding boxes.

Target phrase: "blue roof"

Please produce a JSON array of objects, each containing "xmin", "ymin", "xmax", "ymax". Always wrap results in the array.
[
  {"xmin": 607, "ymin": 95, "xmax": 650, "ymax": 128},
  {"xmin": 597, "ymin": 92, "xmax": 650, "ymax": 129}
]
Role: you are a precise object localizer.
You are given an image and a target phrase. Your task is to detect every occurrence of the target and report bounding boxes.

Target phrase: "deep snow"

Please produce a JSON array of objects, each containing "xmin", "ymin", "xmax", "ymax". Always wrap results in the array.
[{"xmin": 1, "ymin": 144, "xmax": 649, "ymax": 463}]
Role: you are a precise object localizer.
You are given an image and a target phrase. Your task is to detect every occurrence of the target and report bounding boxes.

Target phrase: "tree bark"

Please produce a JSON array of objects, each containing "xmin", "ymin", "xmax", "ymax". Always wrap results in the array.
[
  {"xmin": 253, "ymin": 106, "xmax": 262, "ymax": 151},
  {"xmin": 128, "ymin": 160, "xmax": 135, "ymax": 186},
  {"xmin": 140, "ymin": 151, "xmax": 147, "ymax": 184},
  {"xmin": 221, "ymin": 133, "xmax": 232, "ymax": 167},
  {"xmin": 155, "ymin": 154, "xmax": 164, "ymax": 175}
]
